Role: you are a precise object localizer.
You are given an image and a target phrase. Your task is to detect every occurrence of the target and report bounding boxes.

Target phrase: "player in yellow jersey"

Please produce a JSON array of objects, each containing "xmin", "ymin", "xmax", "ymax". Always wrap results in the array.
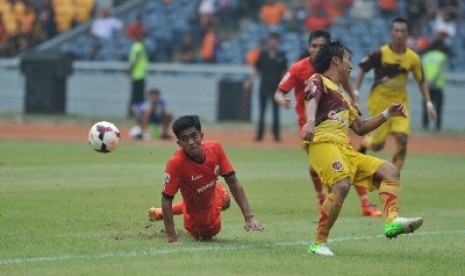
[
  {"xmin": 302, "ymin": 40, "xmax": 423, "ymax": 256},
  {"xmin": 354, "ymin": 18, "xmax": 436, "ymax": 170}
]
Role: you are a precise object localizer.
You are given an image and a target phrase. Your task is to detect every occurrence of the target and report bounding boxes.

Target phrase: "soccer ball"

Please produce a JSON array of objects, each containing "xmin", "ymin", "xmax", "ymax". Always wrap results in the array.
[{"xmin": 88, "ymin": 121, "xmax": 121, "ymax": 153}]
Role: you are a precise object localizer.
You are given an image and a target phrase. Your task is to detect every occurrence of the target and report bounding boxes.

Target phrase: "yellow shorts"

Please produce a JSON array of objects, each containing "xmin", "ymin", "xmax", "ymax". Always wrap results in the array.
[
  {"xmin": 367, "ymin": 93, "xmax": 410, "ymax": 145},
  {"xmin": 307, "ymin": 142, "xmax": 386, "ymax": 191}
]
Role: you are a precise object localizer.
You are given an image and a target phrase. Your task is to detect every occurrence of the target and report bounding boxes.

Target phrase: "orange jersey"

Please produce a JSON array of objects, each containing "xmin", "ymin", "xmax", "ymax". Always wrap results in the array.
[
  {"xmin": 278, "ymin": 57, "xmax": 315, "ymax": 130},
  {"xmin": 163, "ymin": 141, "xmax": 234, "ymax": 214}
]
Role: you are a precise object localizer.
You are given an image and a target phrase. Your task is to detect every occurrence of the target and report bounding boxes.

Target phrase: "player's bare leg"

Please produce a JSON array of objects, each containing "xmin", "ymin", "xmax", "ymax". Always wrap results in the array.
[{"xmin": 391, "ymin": 132, "xmax": 408, "ymax": 170}]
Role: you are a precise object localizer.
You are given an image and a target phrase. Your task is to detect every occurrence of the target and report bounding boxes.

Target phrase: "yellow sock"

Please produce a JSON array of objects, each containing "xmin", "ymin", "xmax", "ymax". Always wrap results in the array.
[
  {"xmin": 313, "ymin": 193, "xmax": 344, "ymax": 245},
  {"xmin": 378, "ymin": 179, "xmax": 400, "ymax": 223}
]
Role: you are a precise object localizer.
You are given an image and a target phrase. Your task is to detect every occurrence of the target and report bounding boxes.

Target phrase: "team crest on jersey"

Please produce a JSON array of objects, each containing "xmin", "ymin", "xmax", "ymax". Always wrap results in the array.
[
  {"xmin": 327, "ymin": 110, "xmax": 348, "ymax": 126},
  {"xmin": 332, "ymin": 160, "xmax": 343, "ymax": 171},
  {"xmin": 164, "ymin": 173, "xmax": 171, "ymax": 185},
  {"xmin": 214, "ymin": 164, "xmax": 220, "ymax": 175}
]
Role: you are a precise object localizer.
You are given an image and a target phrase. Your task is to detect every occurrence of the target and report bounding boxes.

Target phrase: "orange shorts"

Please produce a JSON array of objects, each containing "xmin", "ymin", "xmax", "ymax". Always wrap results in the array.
[{"xmin": 184, "ymin": 184, "xmax": 230, "ymax": 240}]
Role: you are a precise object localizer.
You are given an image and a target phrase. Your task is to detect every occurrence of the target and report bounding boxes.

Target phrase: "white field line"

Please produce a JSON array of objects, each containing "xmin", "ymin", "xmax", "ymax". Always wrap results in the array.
[{"xmin": 1, "ymin": 229, "xmax": 464, "ymax": 265}]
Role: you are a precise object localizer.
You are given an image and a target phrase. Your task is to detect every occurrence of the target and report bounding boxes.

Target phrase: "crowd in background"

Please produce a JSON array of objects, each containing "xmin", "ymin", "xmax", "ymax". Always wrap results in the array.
[{"xmin": 0, "ymin": 0, "xmax": 462, "ymax": 66}]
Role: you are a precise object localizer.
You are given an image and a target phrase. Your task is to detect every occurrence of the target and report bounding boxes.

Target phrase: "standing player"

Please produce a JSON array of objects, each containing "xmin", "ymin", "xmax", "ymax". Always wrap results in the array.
[
  {"xmin": 148, "ymin": 115, "xmax": 264, "ymax": 243},
  {"xmin": 302, "ymin": 40, "xmax": 423, "ymax": 256},
  {"xmin": 354, "ymin": 18, "xmax": 437, "ymax": 170},
  {"xmin": 274, "ymin": 30, "xmax": 381, "ymax": 217}
]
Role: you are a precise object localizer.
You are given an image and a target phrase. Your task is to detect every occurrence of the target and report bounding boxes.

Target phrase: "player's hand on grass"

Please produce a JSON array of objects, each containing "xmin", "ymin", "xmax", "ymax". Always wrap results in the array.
[{"xmin": 244, "ymin": 216, "xmax": 265, "ymax": 231}]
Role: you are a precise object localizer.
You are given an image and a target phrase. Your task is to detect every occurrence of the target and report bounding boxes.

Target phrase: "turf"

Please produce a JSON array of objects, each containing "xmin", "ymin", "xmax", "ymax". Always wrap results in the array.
[{"xmin": 0, "ymin": 139, "xmax": 464, "ymax": 275}]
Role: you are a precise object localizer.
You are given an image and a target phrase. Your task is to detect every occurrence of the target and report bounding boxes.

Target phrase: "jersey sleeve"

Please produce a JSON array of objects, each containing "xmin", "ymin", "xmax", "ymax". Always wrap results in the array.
[
  {"xmin": 214, "ymin": 142, "xmax": 235, "ymax": 177},
  {"xmin": 162, "ymin": 159, "xmax": 181, "ymax": 197},
  {"xmin": 278, "ymin": 65, "xmax": 298, "ymax": 93},
  {"xmin": 305, "ymin": 73, "xmax": 324, "ymax": 103},
  {"xmin": 410, "ymin": 53, "xmax": 424, "ymax": 83},
  {"xmin": 359, "ymin": 50, "xmax": 381, "ymax": 72}
]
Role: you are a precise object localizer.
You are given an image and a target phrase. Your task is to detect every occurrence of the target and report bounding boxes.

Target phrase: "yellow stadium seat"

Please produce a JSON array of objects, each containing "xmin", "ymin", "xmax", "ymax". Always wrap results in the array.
[
  {"xmin": 13, "ymin": 2, "xmax": 25, "ymax": 21},
  {"xmin": 74, "ymin": 6, "xmax": 91, "ymax": 23}
]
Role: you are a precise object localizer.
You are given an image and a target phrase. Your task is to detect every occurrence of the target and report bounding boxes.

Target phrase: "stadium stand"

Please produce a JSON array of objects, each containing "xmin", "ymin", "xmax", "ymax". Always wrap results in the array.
[{"xmin": 1, "ymin": 0, "xmax": 464, "ymax": 72}]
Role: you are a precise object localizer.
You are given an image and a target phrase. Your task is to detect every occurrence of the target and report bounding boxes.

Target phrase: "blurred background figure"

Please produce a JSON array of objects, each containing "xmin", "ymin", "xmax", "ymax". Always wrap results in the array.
[
  {"xmin": 90, "ymin": 6, "xmax": 123, "ymax": 40},
  {"xmin": 176, "ymin": 32, "xmax": 197, "ymax": 63},
  {"xmin": 125, "ymin": 14, "xmax": 146, "ymax": 40},
  {"xmin": 422, "ymin": 39, "xmax": 451, "ymax": 131},
  {"xmin": 244, "ymin": 32, "xmax": 287, "ymax": 142},
  {"xmin": 128, "ymin": 30, "xmax": 148, "ymax": 117},
  {"xmin": 130, "ymin": 88, "xmax": 174, "ymax": 140}
]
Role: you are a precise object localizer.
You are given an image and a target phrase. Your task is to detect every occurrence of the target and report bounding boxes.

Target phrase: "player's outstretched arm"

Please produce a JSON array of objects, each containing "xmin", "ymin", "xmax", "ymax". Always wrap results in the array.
[
  {"xmin": 351, "ymin": 103, "xmax": 407, "ymax": 136},
  {"xmin": 224, "ymin": 174, "xmax": 265, "ymax": 231},
  {"xmin": 273, "ymin": 89, "xmax": 292, "ymax": 109},
  {"xmin": 161, "ymin": 196, "xmax": 179, "ymax": 244}
]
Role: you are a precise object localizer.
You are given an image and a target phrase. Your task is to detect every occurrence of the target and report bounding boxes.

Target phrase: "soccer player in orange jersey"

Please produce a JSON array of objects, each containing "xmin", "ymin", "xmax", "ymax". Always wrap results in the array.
[
  {"xmin": 302, "ymin": 40, "xmax": 423, "ymax": 256},
  {"xmin": 354, "ymin": 18, "xmax": 436, "ymax": 170},
  {"xmin": 148, "ymin": 115, "xmax": 264, "ymax": 243},
  {"xmin": 274, "ymin": 30, "xmax": 381, "ymax": 217}
]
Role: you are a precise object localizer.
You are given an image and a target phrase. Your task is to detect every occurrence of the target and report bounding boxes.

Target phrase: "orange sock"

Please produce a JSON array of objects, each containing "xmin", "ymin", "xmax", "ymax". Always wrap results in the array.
[
  {"xmin": 171, "ymin": 201, "xmax": 184, "ymax": 215},
  {"xmin": 378, "ymin": 179, "xmax": 400, "ymax": 223},
  {"xmin": 310, "ymin": 166, "xmax": 324, "ymax": 196},
  {"xmin": 314, "ymin": 193, "xmax": 344, "ymax": 245},
  {"xmin": 355, "ymin": 186, "xmax": 370, "ymax": 207}
]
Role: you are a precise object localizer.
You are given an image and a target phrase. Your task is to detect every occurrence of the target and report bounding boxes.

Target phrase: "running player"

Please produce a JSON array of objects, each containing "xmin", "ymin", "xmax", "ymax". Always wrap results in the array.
[
  {"xmin": 354, "ymin": 18, "xmax": 437, "ymax": 170},
  {"xmin": 302, "ymin": 40, "xmax": 423, "ymax": 256},
  {"xmin": 274, "ymin": 30, "xmax": 381, "ymax": 217}
]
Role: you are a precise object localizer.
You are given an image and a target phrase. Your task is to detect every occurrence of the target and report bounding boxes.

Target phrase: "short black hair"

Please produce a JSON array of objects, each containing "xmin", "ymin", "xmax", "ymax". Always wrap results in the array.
[
  {"xmin": 149, "ymin": 88, "xmax": 160, "ymax": 95},
  {"xmin": 312, "ymin": 40, "xmax": 352, "ymax": 73},
  {"xmin": 308, "ymin": 29, "xmax": 331, "ymax": 45},
  {"xmin": 392, "ymin": 17, "xmax": 409, "ymax": 28},
  {"xmin": 172, "ymin": 115, "xmax": 201, "ymax": 138}
]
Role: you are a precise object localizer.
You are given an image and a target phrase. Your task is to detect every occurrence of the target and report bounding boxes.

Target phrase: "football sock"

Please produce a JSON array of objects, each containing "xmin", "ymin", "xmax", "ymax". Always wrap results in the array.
[
  {"xmin": 314, "ymin": 193, "xmax": 344, "ymax": 245},
  {"xmin": 309, "ymin": 166, "xmax": 324, "ymax": 196},
  {"xmin": 378, "ymin": 179, "xmax": 400, "ymax": 223},
  {"xmin": 355, "ymin": 185, "xmax": 371, "ymax": 207}
]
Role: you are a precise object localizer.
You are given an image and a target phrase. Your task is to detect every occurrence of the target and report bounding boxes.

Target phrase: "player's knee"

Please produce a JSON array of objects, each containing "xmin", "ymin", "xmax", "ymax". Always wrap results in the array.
[
  {"xmin": 378, "ymin": 162, "xmax": 400, "ymax": 180},
  {"xmin": 331, "ymin": 179, "xmax": 351, "ymax": 198},
  {"xmin": 221, "ymin": 200, "xmax": 230, "ymax": 211}
]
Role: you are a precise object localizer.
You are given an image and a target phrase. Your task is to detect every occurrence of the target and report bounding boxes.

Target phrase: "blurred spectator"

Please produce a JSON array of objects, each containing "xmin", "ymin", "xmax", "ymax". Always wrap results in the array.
[
  {"xmin": 0, "ymin": 12, "xmax": 8, "ymax": 56},
  {"xmin": 378, "ymin": 0, "xmax": 397, "ymax": 18},
  {"xmin": 350, "ymin": 0, "xmax": 375, "ymax": 21},
  {"xmin": 128, "ymin": 30, "xmax": 149, "ymax": 117},
  {"xmin": 259, "ymin": 0, "xmax": 287, "ymax": 27},
  {"xmin": 437, "ymin": 0, "xmax": 461, "ymax": 23},
  {"xmin": 283, "ymin": 5, "xmax": 305, "ymax": 33},
  {"xmin": 403, "ymin": 0, "xmax": 432, "ymax": 34},
  {"xmin": 326, "ymin": 0, "xmax": 352, "ymax": 19},
  {"xmin": 200, "ymin": 22, "xmax": 219, "ymax": 63},
  {"xmin": 130, "ymin": 88, "xmax": 174, "ymax": 140},
  {"xmin": 126, "ymin": 14, "xmax": 146, "ymax": 40},
  {"xmin": 176, "ymin": 32, "xmax": 197, "ymax": 63},
  {"xmin": 432, "ymin": 9, "xmax": 457, "ymax": 41},
  {"xmin": 198, "ymin": 0, "xmax": 216, "ymax": 30},
  {"xmin": 90, "ymin": 6, "xmax": 123, "ymax": 40},
  {"xmin": 245, "ymin": 39, "xmax": 264, "ymax": 66},
  {"xmin": 36, "ymin": 0, "xmax": 57, "ymax": 40},
  {"xmin": 407, "ymin": 25, "xmax": 430, "ymax": 54},
  {"xmin": 16, "ymin": 4, "xmax": 37, "ymax": 52},
  {"xmin": 421, "ymin": 39, "xmax": 451, "ymax": 131},
  {"xmin": 304, "ymin": 5, "xmax": 332, "ymax": 32},
  {"xmin": 243, "ymin": 32, "xmax": 287, "ymax": 142}
]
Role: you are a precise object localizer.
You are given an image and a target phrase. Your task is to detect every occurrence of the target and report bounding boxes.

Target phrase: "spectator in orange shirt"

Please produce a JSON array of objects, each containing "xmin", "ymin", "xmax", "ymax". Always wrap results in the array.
[
  {"xmin": 378, "ymin": 0, "xmax": 398, "ymax": 18},
  {"xmin": 260, "ymin": 0, "xmax": 287, "ymax": 27},
  {"xmin": 304, "ymin": 7, "xmax": 332, "ymax": 32},
  {"xmin": 200, "ymin": 23, "xmax": 218, "ymax": 63},
  {"xmin": 126, "ymin": 14, "xmax": 146, "ymax": 40}
]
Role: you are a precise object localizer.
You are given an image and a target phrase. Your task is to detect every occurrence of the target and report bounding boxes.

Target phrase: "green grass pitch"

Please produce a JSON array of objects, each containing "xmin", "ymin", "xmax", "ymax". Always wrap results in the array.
[{"xmin": 1, "ymin": 139, "xmax": 464, "ymax": 275}]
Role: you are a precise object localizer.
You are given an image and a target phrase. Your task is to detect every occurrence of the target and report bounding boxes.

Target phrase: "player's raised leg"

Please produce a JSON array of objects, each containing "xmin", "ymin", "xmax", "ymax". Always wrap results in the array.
[{"xmin": 148, "ymin": 201, "xmax": 184, "ymax": 221}]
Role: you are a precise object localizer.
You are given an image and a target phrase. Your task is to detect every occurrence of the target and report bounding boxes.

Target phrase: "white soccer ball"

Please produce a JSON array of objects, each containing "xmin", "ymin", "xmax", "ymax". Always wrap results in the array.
[{"xmin": 88, "ymin": 121, "xmax": 121, "ymax": 153}]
